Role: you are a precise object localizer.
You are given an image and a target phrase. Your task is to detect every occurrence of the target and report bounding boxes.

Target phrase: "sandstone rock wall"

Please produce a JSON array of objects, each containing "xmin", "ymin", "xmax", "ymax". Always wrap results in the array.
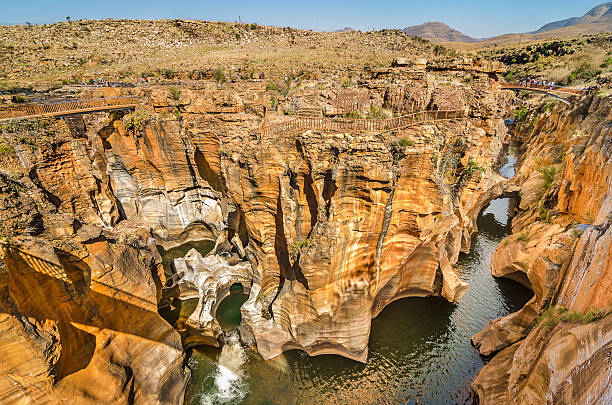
[
  {"xmin": 0, "ymin": 75, "xmax": 511, "ymax": 402},
  {"xmin": 472, "ymin": 94, "xmax": 612, "ymax": 404}
]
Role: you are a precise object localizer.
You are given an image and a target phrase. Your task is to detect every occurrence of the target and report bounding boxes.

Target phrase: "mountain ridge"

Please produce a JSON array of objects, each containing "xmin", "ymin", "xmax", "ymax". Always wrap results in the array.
[
  {"xmin": 534, "ymin": 2, "xmax": 612, "ymax": 33},
  {"xmin": 402, "ymin": 21, "xmax": 480, "ymax": 43}
]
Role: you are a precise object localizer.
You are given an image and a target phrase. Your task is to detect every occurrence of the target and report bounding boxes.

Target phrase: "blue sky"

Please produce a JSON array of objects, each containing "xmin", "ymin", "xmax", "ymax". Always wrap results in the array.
[{"xmin": 0, "ymin": 1, "xmax": 605, "ymax": 38}]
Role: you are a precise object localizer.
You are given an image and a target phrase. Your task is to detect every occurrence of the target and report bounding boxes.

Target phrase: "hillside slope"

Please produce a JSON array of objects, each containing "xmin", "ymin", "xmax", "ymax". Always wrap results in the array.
[
  {"xmin": 535, "ymin": 2, "xmax": 612, "ymax": 33},
  {"xmin": 403, "ymin": 22, "xmax": 480, "ymax": 43}
]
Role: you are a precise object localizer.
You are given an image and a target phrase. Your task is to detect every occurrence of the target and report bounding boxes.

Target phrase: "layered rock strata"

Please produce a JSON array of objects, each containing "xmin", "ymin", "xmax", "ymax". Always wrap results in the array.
[
  {"xmin": 0, "ymin": 69, "xmax": 511, "ymax": 402},
  {"xmin": 472, "ymin": 94, "xmax": 612, "ymax": 404}
]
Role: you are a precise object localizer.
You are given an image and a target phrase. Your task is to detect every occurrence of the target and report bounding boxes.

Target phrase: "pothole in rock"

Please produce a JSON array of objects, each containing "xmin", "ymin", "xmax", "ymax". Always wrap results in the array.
[{"xmin": 215, "ymin": 283, "xmax": 248, "ymax": 331}]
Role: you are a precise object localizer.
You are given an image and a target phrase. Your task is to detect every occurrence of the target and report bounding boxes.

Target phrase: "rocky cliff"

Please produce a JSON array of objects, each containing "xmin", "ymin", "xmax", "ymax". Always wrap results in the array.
[
  {"xmin": 472, "ymin": 95, "xmax": 612, "ymax": 404},
  {"xmin": 0, "ymin": 65, "xmax": 515, "ymax": 402}
]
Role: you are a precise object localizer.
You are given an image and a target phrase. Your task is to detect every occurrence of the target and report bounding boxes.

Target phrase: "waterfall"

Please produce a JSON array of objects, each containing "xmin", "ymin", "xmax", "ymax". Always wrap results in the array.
[{"xmin": 199, "ymin": 331, "xmax": 248, "ymax": 405}]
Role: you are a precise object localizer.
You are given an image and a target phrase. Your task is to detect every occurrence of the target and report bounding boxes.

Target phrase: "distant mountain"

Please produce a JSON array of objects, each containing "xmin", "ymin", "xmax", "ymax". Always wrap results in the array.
[
  {"xmin": 402, "ymin": 22, "xmax": 480, "ymax": 43},
  {"xmin": 534, "ymin": 2, "xmax": 612, "ymax": 33},
  {"xmin": 335, "ymin": 27, "xmax": 355, "ymax": 33}
]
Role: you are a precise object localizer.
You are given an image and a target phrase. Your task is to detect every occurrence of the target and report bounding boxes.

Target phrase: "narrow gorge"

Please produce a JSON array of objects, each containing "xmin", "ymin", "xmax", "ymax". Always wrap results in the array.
[{"xmin": 0, "ymin": 22, "xmax": 611, "ymax": 405}]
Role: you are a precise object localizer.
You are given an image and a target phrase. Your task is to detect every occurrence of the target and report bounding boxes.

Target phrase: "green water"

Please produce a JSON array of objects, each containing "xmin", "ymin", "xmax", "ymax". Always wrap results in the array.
[
  {"xmin": 216, "ymin": 288, "xmax": 249, "ymax": 331},
  {"xmin": 184, "ymin": 149, "xmax": 533, "ymax": 404}
]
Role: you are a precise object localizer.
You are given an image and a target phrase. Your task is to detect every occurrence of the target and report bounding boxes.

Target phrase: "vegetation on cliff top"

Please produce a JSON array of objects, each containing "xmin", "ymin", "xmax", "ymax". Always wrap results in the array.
[{"xmin": 537, "ymin": 305, "xmax": 612, "ymax": 330}]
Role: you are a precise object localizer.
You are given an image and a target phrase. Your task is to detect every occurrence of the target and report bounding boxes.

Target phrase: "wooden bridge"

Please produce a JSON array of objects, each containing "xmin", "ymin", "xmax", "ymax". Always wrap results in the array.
[
  {"xmin": 0, "ymin": 96, "xmax": 140, "ymax": 121},
  {"xmin": 261, "ymin": 109, "xmax": 465, "ymax": 137},
  {"xmin": 498, "ymin": 82, "xmax": 586, "ymax": 97}
]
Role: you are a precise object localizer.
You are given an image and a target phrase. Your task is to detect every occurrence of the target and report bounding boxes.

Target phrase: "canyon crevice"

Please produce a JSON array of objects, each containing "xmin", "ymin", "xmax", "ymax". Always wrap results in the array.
[
  {"xmin": 472, "ymin": 94, "xmax": 612, "ymax": 405},
  {"xmin": 1, "ymin": 54, "xmax": 610, "ymax": 404}
]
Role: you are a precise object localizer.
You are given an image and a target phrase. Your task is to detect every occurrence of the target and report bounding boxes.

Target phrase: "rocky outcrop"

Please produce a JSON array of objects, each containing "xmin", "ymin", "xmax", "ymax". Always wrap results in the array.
[
  {"xmin": 0, "ymin": 70, "xmax": 511, "ymax": 402},
  {"xmin": 0, "ymin": 233, "xmax": 188, "ymax": 404},
  {"xmin": 473, "ymin": 313, "xmax": 612, "ymax": 404},
  {"xmin": 228, "ymin": 118, "xmax": 508, "ymax": 361},
  {"xmin": 472, "ymin": 94, "xmax": 612, "ymax": 404}
]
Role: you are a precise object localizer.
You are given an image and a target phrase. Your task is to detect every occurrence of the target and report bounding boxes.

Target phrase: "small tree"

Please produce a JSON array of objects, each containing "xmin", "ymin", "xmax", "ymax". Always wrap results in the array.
[{"xmin": 66, "ymin": 16, "xmax": 71, "ymax": 22}]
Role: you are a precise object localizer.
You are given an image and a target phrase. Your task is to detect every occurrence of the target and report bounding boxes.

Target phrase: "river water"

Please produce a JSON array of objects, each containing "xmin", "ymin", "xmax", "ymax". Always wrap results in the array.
[{"xmin": 184, "ymin": 147, "xmax": 533, "ymax": 405}]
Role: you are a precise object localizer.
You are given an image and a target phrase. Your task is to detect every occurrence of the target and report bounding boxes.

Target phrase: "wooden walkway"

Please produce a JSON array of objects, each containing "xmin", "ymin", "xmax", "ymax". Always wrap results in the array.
[
  {"xmin": 499, "ymin": 82, "xmax": 586, "ymax": 96},
  {"xmin": 0, "ymin": 96, "xmax": 140, "ymax": 121},
  {"xmin": 261, "ymin": 110, "xmax": 465, "ymax": 137}
]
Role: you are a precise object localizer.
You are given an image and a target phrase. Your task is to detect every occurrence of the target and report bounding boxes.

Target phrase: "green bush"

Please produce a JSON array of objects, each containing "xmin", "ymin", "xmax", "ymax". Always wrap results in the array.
[
  {"xmin": 159, "ymin": 68, "xmax": 175, "ymax": 79},
  {"xmin": 213, "ymin": 67, "xmax": 226, "ymax": 83},
  {"xmin": 514, "ymin": 106, "xmax": 528, "ymax": 121},
  {"xmin": 123, "ymin": 111, "xmax": 151, "ymax": 132},
  {"xmin": 265, "ymin": 82, "xmax": 277, "ymax": 91},
  {"xmin": 517, "ymin": 231, "xmax": 529, "ymax": 242},
  {"xmin": 538, "ymin": 165, "xmax": 557, "ymax": 190},
  {"xmin": 341, "ymin": 111, "xmax": 361, "ymax": 119},
  {"xmin": 169, "ymin": 87, "xmax": 181, "ymax": 100},
  {"xmin": 366, "ymin": 105, "xmax": 391, "ymax": 119},
  {"xmin": 0, "ymin": 144, "xmax": 14, "ymax": 155},
  {"xmin": 504, "ymin": 69, "xmax": 518, "ymax": 82},
  {"xmin": 11, "ymin": 95, "xmax": 27, "ymax": 103},
  {"xmin": 538, "ymin": 206, "xmax": 551, "ymax": 223},
  {"xmin": 538, "ymin": 306, "xmax": 610, "ymax": 331},
  {"xmin": 567, "ymin": 62, "xmax": 601, "ymax": 84},
  {"xmin": 463, "ymin": 159, "xmax": 487, "ymax": 177},
  {"xmin": 399, "ymin": 138, "xmax": 415, "ymax": 147}
]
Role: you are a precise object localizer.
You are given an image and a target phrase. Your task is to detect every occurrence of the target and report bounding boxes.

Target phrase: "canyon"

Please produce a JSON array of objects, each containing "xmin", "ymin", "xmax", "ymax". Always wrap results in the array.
[{"xmin": 0, "ymin": 21, "xmax": 610, "ymax": 405}]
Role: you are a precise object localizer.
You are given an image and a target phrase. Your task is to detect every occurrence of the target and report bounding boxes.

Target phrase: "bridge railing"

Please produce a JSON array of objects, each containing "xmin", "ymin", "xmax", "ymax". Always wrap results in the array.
[
  {"xmin": 261, "ymin": 109, "xmax": 464, "ymax": 137},
  {"xmin": 0, "ymin": 96, "xmax": 140, "ymax": 121},
  {"xmin": 500, "ymin": 82, "xmax": 586, "ymax": 95}
]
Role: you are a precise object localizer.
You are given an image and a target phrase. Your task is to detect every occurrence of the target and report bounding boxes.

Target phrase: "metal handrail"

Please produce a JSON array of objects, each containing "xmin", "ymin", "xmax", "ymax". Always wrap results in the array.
[
  {"xmin": 0, "ymin": 96, "xmax": 140, "ymax": 121},
  {"xmin": 499, "ymin": 82, "xmax": 586, "ymax": 95},
  {"xmin": 261, "ymin": 109, "xmax": 465, "ymax": 137}
]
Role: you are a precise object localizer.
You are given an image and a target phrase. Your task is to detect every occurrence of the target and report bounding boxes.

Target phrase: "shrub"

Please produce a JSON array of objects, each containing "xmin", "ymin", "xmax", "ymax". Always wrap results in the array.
[
  {"xmin": 123, "ymin": 111, "xmax": 151, "ymax": 132},
  {"xmin": 11, "ymin": 95, "xmax": 27, "ymax": 103},
  {"xmin": 366, "ymin": 105, "xmax": 391, "ymax": 119},
  {"xmin": 537, "ymin": 306, "xmax": 610, "ymax": 331},
  {"xmin": 538, "ymin": 165, "xmax": 557, "ymax": 190},
  {"xmin": 567, "ymin": 62, "xmax": 601, "ymax": 84},
  {"xmin": 0, "ymin": 144, "xmax": 14, "ymax": 155},
  {"xmin": 504, "ymin": 69, "xmax": 518, "ymax": 82},
  {"xmin": 249, "ymin": 23, "xmax": 258, "ymax": 30},
  {"xmin": 538, "ymin": 206, "xmax": 551, "ymax": 223},
  {"xmin": 465, "ymin": 74, "xmax": 473, "ymax": 84},
  {"xmin": 543, "ymin": 100, "xmax": 557, "ymax": 113},
  {"xmin": 341, "ymin": 111, "xmax": 361, "ymax": 119},
  {"xmin": 265, "ymin": 82, "xmax": 278, "ymax": 91},
  {"xmin": 463, "ymin": 159, "xmax": 487, "ymax": 177},
  {"xmin": 399, "ymin": 138, "xmax": 415, "ymax": 147},
  {"xmin": 213, "ymin": 67, "xmax": 226, "ymax": 83},
  {"xmin": 514, "ymin": 106, "xmax": 528, "ymax": 121},
  {"xmin": 600, "ymin": 57, "xmax": 612, "ymax": 68},
  {"xmin": 517, "ymin": 231, "xmax": 529, "ymax": 242},
  {"xmin": 169, "ymin": 87, "xmax": 181, "ymax": 100},
  {"xmin": 159, "ymin": 68, "xmax": 175, "ymax": 79}
]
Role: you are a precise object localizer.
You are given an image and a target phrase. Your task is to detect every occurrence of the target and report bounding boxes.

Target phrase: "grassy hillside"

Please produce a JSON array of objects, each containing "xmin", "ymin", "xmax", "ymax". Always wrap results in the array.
[{"xmin": 0, "ymin": 20, "xmax": 434, "ymax": 88}]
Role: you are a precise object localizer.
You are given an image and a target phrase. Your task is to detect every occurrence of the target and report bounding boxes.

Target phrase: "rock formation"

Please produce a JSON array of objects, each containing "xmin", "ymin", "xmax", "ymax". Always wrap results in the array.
[
  {"xmin": 0, "ymin": 61, "xmax": 517, "ymax": 403},
  {"xmin": 472, "ymin": 94, "xmax": 612, "ymax": 404},
  {"xmin": 3, "ymin": 52, "xmax": 609, "ymax": 404}
]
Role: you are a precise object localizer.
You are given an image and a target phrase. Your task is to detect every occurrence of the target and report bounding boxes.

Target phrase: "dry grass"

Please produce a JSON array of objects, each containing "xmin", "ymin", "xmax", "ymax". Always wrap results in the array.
[
  {"xmin": 468, "ymin": 33, "xmax": 612, "ymax": 85},
  {"xmin": 0, "ymin": 19, "xmax": 435, "ymax": 88}
]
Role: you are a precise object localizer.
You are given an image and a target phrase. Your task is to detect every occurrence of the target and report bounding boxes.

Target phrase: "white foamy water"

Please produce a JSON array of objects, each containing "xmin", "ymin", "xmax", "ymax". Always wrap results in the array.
[{"xmin": 198, "ymin": 332, "xmax": 248, "ymax": 405}]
